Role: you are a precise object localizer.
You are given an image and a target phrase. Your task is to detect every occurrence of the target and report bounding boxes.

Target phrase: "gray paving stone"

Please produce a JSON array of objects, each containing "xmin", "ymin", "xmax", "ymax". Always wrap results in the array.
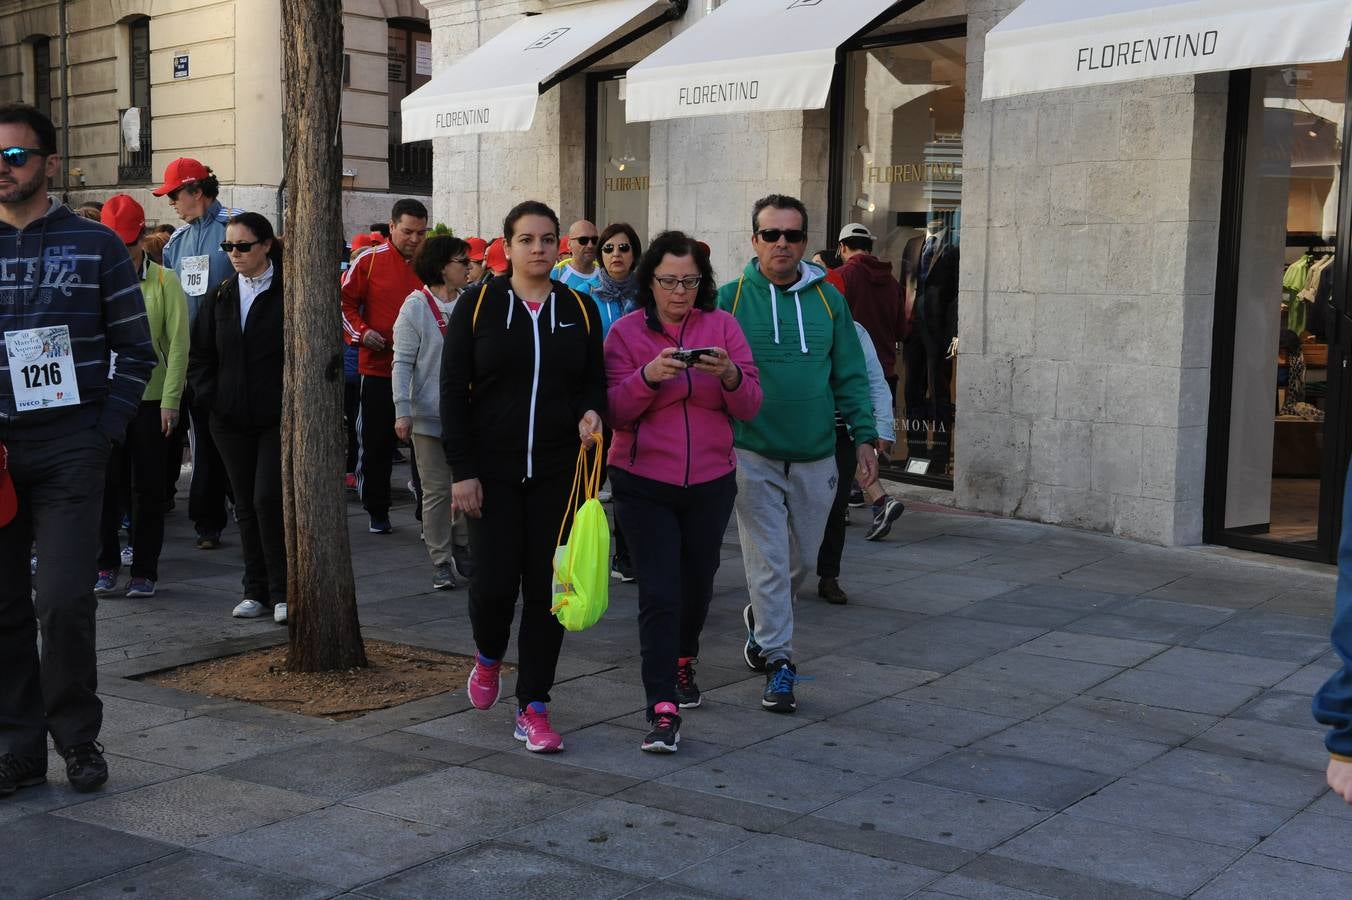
[
  {"xmin": 889, "ymin": 537, "xmax": 1013, "ymax": 569},
  {"xmin": 100, "ymin": 715, "xmax": 309, "ymax": 770},
  {"xmin": 1090, "ymin": 669, "xmax": 1260, "ymax": 716},
  {"xmin": 1252, "ymin": 809, "xmax": 1352, "ymax": 871},
  {"xmin": 907, "ymin": 750, "xmax": 1108, "ymax": 809},
  {"xmin": 916, "ymin": 874, "xmax": 1059, "ymax": 899},
  {"xmin": 1145, "ymin": 574, "xmax": 1286, "ymax": 608},
  {"xmin": 854, "ymin": 619, "xmax": 1046, "ymax": 673},
  {"xmin": 813, "ymin": 776, "xmax": 1049, "ymax": 851},
  {"xmin": 360, "ymin": 841, "xmax": 646, "ymax": 899},
  {"xmin": 700, "ymin": 674, "xmax": 877, "ymax": 720},
  {"xmin": 755, "ymin": 721, "xmax": 952, "ymax": 777},
  {"xmin": 1190, "ymin": 612, "xmax": 1331, "ymax": 662},
  {"xmin": 1230, "ymin": 690, "xmax": 1323, "ymax": 730},
  {"xmin": 531, "ymin": 722, "xmax": 732, "ymax": 780},
  {"xmin": 621, "ymin": 883, "xmax": 726, "ymax": 899},
  {"xmin": 1111, "ymin": 596, "xmax": 1236, "ymax": 627},
  {"xmin": 1257, "ymin": 587, "xmax": 1334, "ymax": 619},
  {"xmin": 1018, "ymin": 631, "xmax": 1166, "ymax": 667},
  {"xmin": 54, "ymin": 773, "xmax": 325, "ymax": 846},
  {"xmin": 792, "ymin": 655, "xmax": 941, "ymax": 696},
  {"xmin": 776, "ymin": 814, "xmax": 975, "ymax": 873},
  {"xmin": 0, "ymin": 813, "xmax": 176, "ymax": 900},
  {"xmin": 346, "ymin": 766, "xmax": 592, "ymax": 832},
  {"xmin": 618, "ymin": 697, "xmax": 807, "ymax": 748},
  {"xmin": 97, "ymin": 695, "xmax": 192, "ymax": 735},
  {"xmin": 955, "ymin": 854, "xmax": 1175, "ymax": 900},
  {"xmin": 958, "ymin": 650, "xmax": 1122, "ymax": 694},
  {"xmin": 201, "ymin": 804, "xmax": 475, "ymax": 888},
  {"xmin": 1192, "ymin": 852, "xmax": 1349, "ymax": 899},
  {"xmin": 984, "ymin": 583, "xmax": 1130, "ymax": 616},
  {"xmin": 992, "ymin": 813, "xmax": 1242, "ymax": 895},
  {"xmin": 504, "ymin": 798, "xmax": 751, "ymax": 879},
  {"xmin": 1308, "ymin": 789, "xmax": 1352, "ymax": 817},
  {"xmin": 837, "ymin": 697, "xmax": 1019, "ymax": 746},
  {"xmin": 1065, "ymin": 777, "xmax": 1293, "ymax": 849},
  {"xmin": 1033, "ymin": 697, "xmax": 1219, "ymax": 745},
  {"xmin": 1130, "ymin": 748, "xmax": 1327, "ymax": 809},
  {"xmin": 973, "ymin": 722, "xmax": 1167, "ymax": 776},
  {"xmin": 948, "ymin": 599, "xmax": 1088, "ymax": 629},
  {"xmin": 1272, "ymin": 658, "xmax": 1340, "ymax": 695},
  {"xmin": 899, "ymin": 673, "xmax": 1072, "ymax": 719},
  {"xmin": 655, "ymin": 746, "xmax": 879, "ymax": 813},
  {"xmin": 1062, "ymin": 612, "xmax": 1210, "ymax": 645},
  {"xmin": 212, "ymin": 739, "xmax": 443, "ymax": 800},
  {"xmin": 1136, "ymin": 646, "xmax": 1300, "ymax": 688},
  {"xmin": 1186, "ymin": 719, "xmax": 1329, "ymax": 771},
  {"xmin": 670, "ymin": 833, "xmax": 940, "ymax": 898},
  {"xmin": 48, "ymin": 850, "xmax": 334, "ymax": 899},
  {"xmin": 1058, "ymin": 562, "xmax": 1189, "ymax": 595},
  {"xmin": 14, "ymin": 751, "xmax": 189, "ymax": 812}
]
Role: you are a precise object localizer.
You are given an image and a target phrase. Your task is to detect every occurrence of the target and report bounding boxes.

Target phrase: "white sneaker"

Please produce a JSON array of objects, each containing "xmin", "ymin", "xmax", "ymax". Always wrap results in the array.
[
  {"xmin": 232, "ymin": 599, "xmax": 266, "ymax": 618},
  {"xmin": 273, "ymin": 602, "xmax": 288, "ymax": 624},
  {"xmin": 120, "ymin": 545, "xmax": 134, "ymax": 567}
]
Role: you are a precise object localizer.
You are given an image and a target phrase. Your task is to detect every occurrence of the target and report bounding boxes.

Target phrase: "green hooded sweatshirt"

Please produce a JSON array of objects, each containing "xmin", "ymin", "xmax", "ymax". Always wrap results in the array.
[{"xmin": 717, "ymin": 259, "xmax": 877, "ymax": 461}]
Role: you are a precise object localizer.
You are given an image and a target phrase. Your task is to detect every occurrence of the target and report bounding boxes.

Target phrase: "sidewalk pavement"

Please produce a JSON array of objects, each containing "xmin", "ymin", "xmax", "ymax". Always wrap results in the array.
[{"xmin": 5, "ymin": 476, "xmax": 1349, "ymax": 899}]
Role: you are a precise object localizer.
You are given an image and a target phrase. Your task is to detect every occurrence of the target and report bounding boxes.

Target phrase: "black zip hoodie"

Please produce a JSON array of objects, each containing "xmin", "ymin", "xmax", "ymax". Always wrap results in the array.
[
  {"xmin": 440, "ymin": 275, "xmax": 606, "ymax": 483},
  {"xmin": 0, "ymin": 199, "xmax": 155, "ymax": 441}
]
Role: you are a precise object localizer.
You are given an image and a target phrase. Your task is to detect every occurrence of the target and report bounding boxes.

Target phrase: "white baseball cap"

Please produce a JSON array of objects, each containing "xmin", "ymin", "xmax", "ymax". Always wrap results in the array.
[{"xmin": 838, "ymin": 223, "xmax": 875, "ymax": 242}]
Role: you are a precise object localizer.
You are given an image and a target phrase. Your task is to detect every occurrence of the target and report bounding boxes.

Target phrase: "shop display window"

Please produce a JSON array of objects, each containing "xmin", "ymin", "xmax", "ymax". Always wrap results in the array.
[
  {"xmin": 837, "ymin": 35, "xmax": 966, "ymax": 485},
  {"xmin": 591, "ymin": 76, "xmax": 651, "ymax": 239}
]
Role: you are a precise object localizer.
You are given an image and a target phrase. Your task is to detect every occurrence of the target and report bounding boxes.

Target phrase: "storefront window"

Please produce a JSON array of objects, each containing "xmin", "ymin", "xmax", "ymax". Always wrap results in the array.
[
  {"xmin": 388, "ymin": 20, "xmax": 433, "ymax": 193},
  {"xmin": 1220, "ymin": 55, "xmax": 1346, "ymax": 550},
  {"xmin": 839, "ymin": 35, "xmax": 966, "ymax": 483},
  {"xmin": 592, "ymin": 77, "xmax": 650, "ymax": 238}
]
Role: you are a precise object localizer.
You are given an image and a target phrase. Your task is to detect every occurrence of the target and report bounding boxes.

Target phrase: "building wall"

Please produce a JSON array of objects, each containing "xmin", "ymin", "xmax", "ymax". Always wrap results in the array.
[
  {"xmin": 0, "ymin": 0, "xmax": 427, "ymax": 237},
  {"xmin": 955, "ymin": 0, "xmax": 1225, "ymax": 545}
]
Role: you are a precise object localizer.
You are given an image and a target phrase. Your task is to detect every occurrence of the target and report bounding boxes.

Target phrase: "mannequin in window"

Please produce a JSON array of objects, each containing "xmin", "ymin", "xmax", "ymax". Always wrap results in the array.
[{"xmin": 900, "ymin": 220, "xmax": 959, "ymax": 467}]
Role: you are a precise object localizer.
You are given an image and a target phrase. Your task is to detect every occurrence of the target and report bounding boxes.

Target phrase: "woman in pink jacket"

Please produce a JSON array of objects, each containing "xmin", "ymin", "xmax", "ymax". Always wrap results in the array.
[{"xmin": 606, "ymin": 231, "xmax": 762, "ymax": 753}]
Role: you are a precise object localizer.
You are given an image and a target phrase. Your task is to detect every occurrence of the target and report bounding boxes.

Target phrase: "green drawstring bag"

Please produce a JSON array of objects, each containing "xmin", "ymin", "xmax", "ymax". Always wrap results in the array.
[{"xmin": 552, "ymin": 435, "xmax": 610, "ymax": 632}]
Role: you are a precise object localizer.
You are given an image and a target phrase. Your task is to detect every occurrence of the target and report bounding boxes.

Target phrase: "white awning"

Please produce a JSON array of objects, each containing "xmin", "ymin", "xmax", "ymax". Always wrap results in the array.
[
  {"xmin": 625, "ymin": 0, "xmax": 902, "ymax": 123},
  {"xmin": 983, "ymin": 0, "xmax": 1352, "ymax": 100},
  {"xmin": 401, "ymin": 0, "xmax": 669, "ymax": 140}
]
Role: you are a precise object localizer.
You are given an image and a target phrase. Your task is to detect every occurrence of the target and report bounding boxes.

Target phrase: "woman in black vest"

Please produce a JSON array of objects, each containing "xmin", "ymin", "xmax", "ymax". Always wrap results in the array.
[{"xmin": 187, "ymin": 212, "xmax": 287, "ymax": 623}]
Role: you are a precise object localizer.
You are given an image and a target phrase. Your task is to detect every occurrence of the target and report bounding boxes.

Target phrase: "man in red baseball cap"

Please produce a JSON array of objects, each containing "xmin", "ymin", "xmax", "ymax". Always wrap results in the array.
[
  {"xmin": 484, "ymin": 237, "xmax": 508, "ymax": 277},
  {"xmin": 465, "ymin": 236, "xmax": 487, "ymax": 285},
  {"xmin": 157, "ymin": 157, "xmax": 235, "ymax": 551}
]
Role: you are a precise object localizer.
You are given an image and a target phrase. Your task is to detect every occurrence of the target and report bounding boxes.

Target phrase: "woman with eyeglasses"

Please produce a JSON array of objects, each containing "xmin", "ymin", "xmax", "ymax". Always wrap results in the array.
[
  {"xmin": 605, "ymin": 231, "xmax": 762, "ymax": 753},
  {"xmin": 187, "ymin": 212, "xmax": 288, "ymax": 623},
  {"xmin": 393, "ymin": 235, "xmax": 474, "ymax": 591}
]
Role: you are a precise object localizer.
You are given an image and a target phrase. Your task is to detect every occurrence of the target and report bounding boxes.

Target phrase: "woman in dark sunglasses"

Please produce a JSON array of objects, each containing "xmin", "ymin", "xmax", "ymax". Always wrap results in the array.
[{"xmin": 187, "ymin": 212, "xmax": 288, "ymax": 623}]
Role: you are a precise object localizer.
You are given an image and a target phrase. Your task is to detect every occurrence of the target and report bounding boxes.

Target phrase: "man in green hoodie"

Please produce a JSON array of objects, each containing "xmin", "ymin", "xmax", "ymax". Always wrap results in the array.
[{"xmin": 717, "ymin": 194, "xmax": 879, "ymax": 714}]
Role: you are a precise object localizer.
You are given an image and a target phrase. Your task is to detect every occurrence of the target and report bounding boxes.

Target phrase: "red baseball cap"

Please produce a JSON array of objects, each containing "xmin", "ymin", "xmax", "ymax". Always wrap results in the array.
[
  {"xmin": 0, "ymin": 444, "xmax": 16, "ymax": 528},
  {"xmin": 559, "ymin": 235, "xmax": 571, "ymax": 256},
  {"xmin": 100, "ymin": 194, "xmax": 146, "ymax": 245},
  {"xmin": 351, "ymin": 233, "xmax": 376, "ymax": 251},
  {"xmin": 152, "ymin": 157, "xmax": 212, "ymax": 197},
  {"xmin": 466, "ymin": 236, "xmax": 487, "ymax": 262},
  {"xmin": 485, "ymin": 237, "xmax": 508, "ymax": 275}
]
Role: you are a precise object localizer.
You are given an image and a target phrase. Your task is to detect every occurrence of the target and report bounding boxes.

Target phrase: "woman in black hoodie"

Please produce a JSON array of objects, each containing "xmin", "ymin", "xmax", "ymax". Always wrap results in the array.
[
  {"xmin": 187, "ymin": 212, "xmax": 287, "ymax": 623},
  {"xmin": 441, "ymin": 200, "xmax": 605, "ymax": 753}
]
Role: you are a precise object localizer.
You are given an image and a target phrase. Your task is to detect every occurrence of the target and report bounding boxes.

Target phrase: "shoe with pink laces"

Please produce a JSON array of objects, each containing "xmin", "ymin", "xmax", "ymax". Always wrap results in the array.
[
  {"xmin": 467, "ymin": 654, "xmax": 501, "ymax": 710},
  {"xmin": 514, "ymin": 702, "xmax": 563, "ymax": 753}
]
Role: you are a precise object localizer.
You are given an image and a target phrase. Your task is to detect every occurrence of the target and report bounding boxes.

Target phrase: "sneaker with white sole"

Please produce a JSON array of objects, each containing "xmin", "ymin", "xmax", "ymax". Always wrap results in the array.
[
  {"xmin": 432, "ymin": 563, "xmax": 457, "ymax": 590},
  {"xmin": 232, "ymin": 598, "xmax": 266, "ymax": 618},
  {"xmin": 125, "ymin": 577, "xmax": 155, "ymax": 598},
  {"xmin": 120, "ymin": 546, "xmax": 134, "ymax": 567},
  {"xmin": 864, "ymin": 496, "xmax": 905, "ymax": 541},
  {"xmin": 273, "ymin": 603, "xmax": 288, "ymax": 624},
  {"xmin": 93, "ymin": 570, "xmax": 119, "ymax": 595},
  {"xmin": 641, "ymin": 702, "xmax": 681, "ymax": 753},
  {"xmin": 742, "ymin": 603, "xmax": 767, "ymax": 672},
  {"xmin": 514, "ymin": 702, "xmax": 563, "ymax": 752},
  {"xmin": 467, "ymin": 655, "xmax": 501, "ymax": 709}
]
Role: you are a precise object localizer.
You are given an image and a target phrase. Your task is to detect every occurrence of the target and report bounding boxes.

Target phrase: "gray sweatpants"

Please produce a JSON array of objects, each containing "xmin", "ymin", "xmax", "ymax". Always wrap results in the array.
[{"xmin": 734, "ymin": 448, "xmax": 838, "ymax": 664}]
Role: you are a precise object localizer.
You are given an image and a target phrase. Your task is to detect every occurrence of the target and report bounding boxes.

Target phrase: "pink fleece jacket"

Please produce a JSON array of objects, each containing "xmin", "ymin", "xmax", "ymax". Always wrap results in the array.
[{"xmin": 605, "ymin": 307, "xmax": 762, "ymax": 487}]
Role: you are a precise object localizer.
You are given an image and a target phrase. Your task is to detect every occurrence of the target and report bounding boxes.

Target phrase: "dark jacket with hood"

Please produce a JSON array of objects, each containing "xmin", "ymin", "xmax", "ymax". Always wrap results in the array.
[
  {"xmin": 440, "ymin": 275, "xmax": 606, "ymax": 484},
  {"xmin": 0, "ymin": 198, "xmax": 155, "ymax": 442},
  {"xmin": 188, "ymin": 263, "xmax": 283, "ymax": 430},
  {"xmin": 826, "ymin": 253, "xmax": 905, "ymax": 375}
]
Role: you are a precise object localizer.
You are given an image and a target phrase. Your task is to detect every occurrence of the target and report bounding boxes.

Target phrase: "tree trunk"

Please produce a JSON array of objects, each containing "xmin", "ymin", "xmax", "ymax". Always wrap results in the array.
[{"xmin": 281, "ymin": 0, "xmax": 367, "ymax": 672}]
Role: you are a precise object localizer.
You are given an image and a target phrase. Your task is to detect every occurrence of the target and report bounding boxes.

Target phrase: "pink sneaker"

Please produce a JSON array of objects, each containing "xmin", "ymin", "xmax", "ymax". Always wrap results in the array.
[
  {"xmin": 514, "ymin": 702, "xmax": 563, "ymax": 753},
  {"xmin": 467, "ymin": 656, "xmax": 501, "ymax": 710}
]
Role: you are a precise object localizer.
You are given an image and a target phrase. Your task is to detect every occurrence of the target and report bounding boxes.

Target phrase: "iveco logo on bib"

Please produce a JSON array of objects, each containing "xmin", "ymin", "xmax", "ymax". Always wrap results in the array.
[
  {"xmin": 526, "ymin": 27, "xmax": 570, "ymax": 50},
  {"xmin": 788, "ymin": 0, "xmax": 823, "ymax": 7}
]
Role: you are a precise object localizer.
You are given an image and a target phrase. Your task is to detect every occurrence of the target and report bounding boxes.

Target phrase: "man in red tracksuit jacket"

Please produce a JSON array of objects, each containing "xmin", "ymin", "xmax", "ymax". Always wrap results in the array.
[
  {"xmin": 825, "ymin": 222, "xmax": 906, "ymax": 401},
  {"xmin": 340, "ymin": 198, "xmax": 427, "ymax": 533}
]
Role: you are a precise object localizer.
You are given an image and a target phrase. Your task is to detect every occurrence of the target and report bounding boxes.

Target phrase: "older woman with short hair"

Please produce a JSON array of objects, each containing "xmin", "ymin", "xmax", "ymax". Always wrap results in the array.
[{"xmin": 605, "ymin": 231, "xmax": 762, "ymax": 753}]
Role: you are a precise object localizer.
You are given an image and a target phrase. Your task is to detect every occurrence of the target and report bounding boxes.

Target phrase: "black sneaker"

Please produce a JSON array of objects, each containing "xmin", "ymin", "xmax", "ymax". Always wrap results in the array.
[
  {"xmin": 195, "ymin": 531, "xmax": 221, "ymax": 550},
  {"xmin": 611, "ymin": 555, "xmax": 636, "ymax": 583},
  {"xmin": 865, "ymin": 496, "xmax": 905, "ymax": 542},
  {"xmin": 676, "ymin": 657, "xmax": 702, "ymax": 709},
  {"xmin": 60, "ymin": 741, "xmax": 108, "ymax": 793},
  {"xmin": 640, "ymin": 702, "xmax": 681, "ymax": 753},
  {"xmin": 762, "ymin": 659, "xmax": 799, "ymax": 714},
  {"xmin": 451, "ymin": 544, "xmax": 474, "ymax": 580},
  {"xmin": 742, "ymin": 603, "xmax": 767, "ymax": 672},
  {"xmin": 848, "ymin": 486, "xmax": 866, "ymax": 508},
  {"xmin": 0, "ymin": 753, "xmax": 46, "ymax": 797}
]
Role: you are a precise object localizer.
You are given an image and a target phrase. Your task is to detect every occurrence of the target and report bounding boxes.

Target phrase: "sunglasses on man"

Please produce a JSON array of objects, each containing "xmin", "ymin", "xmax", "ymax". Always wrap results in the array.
[
  {"xmin": 571, "ymin": 235, "xmax": 598, "ymax": 246},
  {"xmin": 755, "ymin": 228, "xmax": 807, "ymax": 244},
  {"xmin": 0, "ymin": 147, "xmax": 47, "ymax": 168}
]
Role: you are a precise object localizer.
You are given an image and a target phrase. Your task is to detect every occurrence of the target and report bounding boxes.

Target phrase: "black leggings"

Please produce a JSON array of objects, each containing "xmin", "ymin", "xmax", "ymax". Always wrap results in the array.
[
  {"xmin": 212, "ymin": 418, "xmax": 286, "ymax": 605},
  {"xmin": 611, "ymin": 467, "xmax": 737, "ymax": 714},
  {"xmin": 99, "ymin": 401, "xmax": 169, "ymax": 580},
  {"xmin": 467, "ymin": 471, "xmax": 575, "ymax": 707},
  {"xmin": 816, "ymin": 425, "xmax": 856, "ymax": 580}
]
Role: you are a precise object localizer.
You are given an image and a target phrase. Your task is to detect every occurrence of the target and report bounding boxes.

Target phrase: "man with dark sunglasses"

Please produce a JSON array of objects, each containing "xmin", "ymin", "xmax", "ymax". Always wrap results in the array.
[
  {"xmin": 0, "ymin": 103, "xmax": 156, "ymax": 798},
  {"xmin": 717, "ymin": 194, "xmax": 878, "ymax": 716},
  {"xmin": 156, "ymin": 157, "xmax": 236, "ymax": 552},
  {"xmin": 551, "ymin": 219, "xmax": 602, "ymax": 294}
]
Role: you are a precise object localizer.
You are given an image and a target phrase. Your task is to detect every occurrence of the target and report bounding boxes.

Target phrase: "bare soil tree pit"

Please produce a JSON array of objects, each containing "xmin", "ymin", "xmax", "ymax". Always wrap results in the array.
[{"xmin": 142, "ymin": 640, "xmax": 509, "ymax": 720}]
